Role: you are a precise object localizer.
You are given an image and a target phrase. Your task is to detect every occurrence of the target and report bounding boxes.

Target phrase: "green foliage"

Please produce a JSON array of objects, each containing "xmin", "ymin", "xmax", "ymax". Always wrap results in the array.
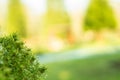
[
  {"xmin": 84, "ymin": 0, "xmax": 116, "ymax": 31},
  {"xmin": 7, "ymin": 0, "xmax": 27, "ymax": 37},
  {"xmin": 0, "ymin": 34, "xmax": 46, "ymax": 80}
]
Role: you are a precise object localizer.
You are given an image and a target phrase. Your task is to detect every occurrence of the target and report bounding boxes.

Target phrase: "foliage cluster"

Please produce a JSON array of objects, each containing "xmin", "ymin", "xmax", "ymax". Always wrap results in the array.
[
  {"xmin": 84, "ymin": 0, "xmax": 116, "ymax": 31},
  {"xmin": 0, "ymin": 34, "xmax": 46, "ymax": 80}
]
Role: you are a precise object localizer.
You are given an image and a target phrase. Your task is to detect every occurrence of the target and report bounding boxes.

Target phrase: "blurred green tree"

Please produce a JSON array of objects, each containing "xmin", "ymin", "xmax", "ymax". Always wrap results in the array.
[
  {"xmin": 84, "ymin": 0, "xmax": 116, "ymax": 31},
  {"xmin": 7, "ymin": 0, "xmax": 27, "ymax": 38},
  {"xmin": 43, "ymin": 0, "xmax": 70, "ymax": 38},
  {"xmin": 42, "ymin": 0, "xmax": 71, "ymax": 47},
  {"xmin": 45, "ymin": 0, "xmax": 70, "ymax": 25}
]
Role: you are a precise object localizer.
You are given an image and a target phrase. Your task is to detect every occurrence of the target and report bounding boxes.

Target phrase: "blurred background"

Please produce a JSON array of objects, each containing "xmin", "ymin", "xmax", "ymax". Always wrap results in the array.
[{"xmin": 0, "ymin": 0, "xmax": 120, "ymax": 80}]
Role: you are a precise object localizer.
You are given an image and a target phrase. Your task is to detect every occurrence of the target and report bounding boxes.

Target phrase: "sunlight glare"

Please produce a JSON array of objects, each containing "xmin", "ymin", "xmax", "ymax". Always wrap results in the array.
[
  {"xmin": 64, "ymin": 0, "xmax": 90, "ymax": 13},
  {"xmin": 21, "ymin": 0, "xmax": 47, "ymax": 15}
]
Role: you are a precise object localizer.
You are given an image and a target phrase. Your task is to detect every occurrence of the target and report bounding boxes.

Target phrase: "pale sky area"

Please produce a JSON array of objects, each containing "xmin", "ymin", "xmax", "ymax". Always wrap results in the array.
[
  {"xmin": 21, "ymin": 0, "xmax": 47, "ymax": 15},
  {"xmin": 65, "ymin": 0, "xmax": 90, "ymax": 12},
  {"xmin": 0, "ymin": 0, "xmax": 120, "ymax": 15},
  {"xmin": 0, "ymin": 0, "xmax": 90, "ymax": 18},
  {"xmin": 22, "ymin": 0, "xmax": 90, "ymax": 15}
]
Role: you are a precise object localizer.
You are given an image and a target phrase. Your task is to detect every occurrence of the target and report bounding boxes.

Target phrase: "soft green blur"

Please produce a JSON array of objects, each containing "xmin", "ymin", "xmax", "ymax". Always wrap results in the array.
[
  {"xmin": 7, "ymin": 0, "xmax": 27, "ymax": 37},
  {"xmin": 84, "ymin": 0, "xmax": 116, "ymax": 31},
  {"xmin": 46, "ymin": 51, "xmax": 120, "ymax": 80},
  {"xmin": 0, "ymin": 0, "xmax": 120, "ymax": 79}
]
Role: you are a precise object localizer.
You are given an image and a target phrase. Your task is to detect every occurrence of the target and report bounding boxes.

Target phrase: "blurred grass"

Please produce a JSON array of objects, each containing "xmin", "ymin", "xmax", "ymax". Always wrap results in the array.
[{"xmin": 46, "ymin": 52, "xmax": 120, "ymax": 80}]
